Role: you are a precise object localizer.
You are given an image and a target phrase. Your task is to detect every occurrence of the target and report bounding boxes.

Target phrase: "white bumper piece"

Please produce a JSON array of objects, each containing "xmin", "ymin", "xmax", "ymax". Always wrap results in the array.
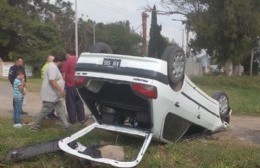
[{"xmin": 58, "ymin": 123, "xmax": 153, "ymax": 168}]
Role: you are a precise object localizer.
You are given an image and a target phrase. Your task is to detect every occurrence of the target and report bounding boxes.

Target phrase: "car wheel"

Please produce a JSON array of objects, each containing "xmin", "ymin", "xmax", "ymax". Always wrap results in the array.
[
  {"xmin": 161, "ymin": 46, "xmax": 186, "ymax": 89},
  {"xmin": 89, "ymin": 42, "xmax": 113, "ymax": 53},
  {"xmin": 212, "ymin": 92, "xmax": 230, "ymax": 123}
]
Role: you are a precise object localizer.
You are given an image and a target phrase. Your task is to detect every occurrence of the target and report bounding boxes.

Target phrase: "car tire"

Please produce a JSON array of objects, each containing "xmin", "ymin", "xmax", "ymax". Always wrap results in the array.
[
  {"xmin": 161, "ymin": 46, "xmax": 186, "ymax": 89},
  {"xmin": 212, "ymin": 92, "xmax": 231, "ymax": 123},
  {"xmin": 89, "ymin": 42, "xmax": 113, "ymax": 54}
]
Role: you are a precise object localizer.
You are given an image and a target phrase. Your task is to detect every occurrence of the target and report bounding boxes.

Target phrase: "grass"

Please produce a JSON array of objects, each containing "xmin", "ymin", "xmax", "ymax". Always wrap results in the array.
[
  {"xmin": 141, "ymin": 142, "xmax": 260, "ymax": 168},
  {"xmin": 0, "ymin": 77, "xmax": 41, "ymax": 92},
  {"xmin": 0, "ymin": 118, "xmax": 259, "ymax": 168},
  {"xmin": 191, "ymin": 75, "xmax": 260, "ymax": 116},
  {"xmin": 0, "ymin": 76, "xmax": 259, "ymax": 167},
  {"xmin": 25, "ymin": 78, "xmax": 42, "ymax": 92},
  {"xmin": 0, "ymin": 78, "xmax": 8, "ymax": 82}
]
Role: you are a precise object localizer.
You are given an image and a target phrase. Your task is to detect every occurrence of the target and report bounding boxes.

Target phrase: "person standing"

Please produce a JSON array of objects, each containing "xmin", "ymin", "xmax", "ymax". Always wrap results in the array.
[
  {"xmin": 41, "ymin": 55, "xmax": 58, "ymax": 119},
  {"xmin": 13, "ymin": 70, "xmax": 26, "ymax": 128},
  {"xmin": 62, "ymin": 50, "xmax": 85, "ymax": 124},
  {"xmin": 8, "ymin": 57, "xmax": 27, "ymax": 115},
  {"xmin": 41, "ymin": 55, "xmax": 54, "ymax": 79},
  {"xmin": 8, "ymin": 57, "xmax": 26, "ymax": 86},
  {"xmin": 30, "ymin": 56, "xmax": 69, "ymax": 131}
]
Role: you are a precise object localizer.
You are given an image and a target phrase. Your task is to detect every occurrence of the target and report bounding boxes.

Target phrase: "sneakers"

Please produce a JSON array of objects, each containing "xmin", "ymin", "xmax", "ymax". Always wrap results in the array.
[{"xmin": 13, "ymin": 123, "xmax": 23, "ymax": 128}]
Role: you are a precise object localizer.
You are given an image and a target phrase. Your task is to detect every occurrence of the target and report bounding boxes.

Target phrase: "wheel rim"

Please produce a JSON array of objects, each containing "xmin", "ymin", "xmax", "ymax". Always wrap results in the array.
[
  {"xmin": 219, "ymin": 95, "xmax": 228, "ymax": 114},
  {"xmin": 172, "ymin": 52, "xmax": 185, "ymax": 78}
]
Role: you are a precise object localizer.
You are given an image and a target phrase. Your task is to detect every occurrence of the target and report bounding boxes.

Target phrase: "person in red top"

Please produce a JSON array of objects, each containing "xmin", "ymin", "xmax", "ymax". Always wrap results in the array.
[{"xmin": 62, "ymin": 50, "xmax": 85, "ymax": 124}]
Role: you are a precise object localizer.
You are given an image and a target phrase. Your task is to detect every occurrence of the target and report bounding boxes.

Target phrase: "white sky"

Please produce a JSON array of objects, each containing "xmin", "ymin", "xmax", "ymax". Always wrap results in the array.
[{"xmin": 70, "ymin": 0, "xmax": 186, "ymax": 46}]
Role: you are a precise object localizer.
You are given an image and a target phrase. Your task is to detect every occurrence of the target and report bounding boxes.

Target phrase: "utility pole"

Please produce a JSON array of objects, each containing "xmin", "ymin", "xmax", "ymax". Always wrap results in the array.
[
  {"xmin": 75, "ymin": 0, "xmax": 79, "ymax": 57},
  {"xmin": 250, "ymin": 50, "xmax": 254, "ymax": 76},
  {"xmin": 141, "ymin": 12, "xmax": 149, "ymax": 56},
  {"xmin": 93, "ymin": 22, "xmax": 96, "ymax": 45},
  {"xmin": 186, "ymin": 28, "xmax": 190, "ymax": 58}
]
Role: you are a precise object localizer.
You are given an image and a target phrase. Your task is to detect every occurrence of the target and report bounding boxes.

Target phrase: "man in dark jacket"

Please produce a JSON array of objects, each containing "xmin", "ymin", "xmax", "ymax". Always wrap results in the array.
[
  {"xmin": 8, "ymin": 57, "xmax": 27, "ymax": 115},
  {"xmin": 8, "ymin": 57, "xmax": 27, "ymax": 86}
]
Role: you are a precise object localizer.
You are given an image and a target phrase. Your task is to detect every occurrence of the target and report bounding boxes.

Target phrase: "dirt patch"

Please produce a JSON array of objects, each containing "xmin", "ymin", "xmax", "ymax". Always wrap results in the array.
[
  {"xmin": 212, "ymin": 115, "xmax": 260, "ymax": 145},
  {"xmin": 0, "ymin": 80, "xmax": 91, "ymax": 117}
]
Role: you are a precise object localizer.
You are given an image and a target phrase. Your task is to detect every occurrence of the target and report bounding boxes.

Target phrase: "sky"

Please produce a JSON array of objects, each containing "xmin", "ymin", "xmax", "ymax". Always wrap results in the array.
[{"xmin": 69, "ymin": 0, "xmax": 186, "ymax": 47}]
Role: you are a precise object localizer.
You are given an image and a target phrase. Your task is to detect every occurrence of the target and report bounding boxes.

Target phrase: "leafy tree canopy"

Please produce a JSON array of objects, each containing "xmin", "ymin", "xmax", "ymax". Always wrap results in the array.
[
  {"xmin": 0, "ymin": 0, "xmax": 64, "ymax": 73},
  {"xmin": 95, "ymin": 21, "xmax": 142, "ymax": 56},
  {"xmin": 161, "ymin": 0, "xmax": 260, "ymax": 66},
  {"xmin": 148, "ymin": 5, "xmax": 168, "ymax": 58},
  {"xmin": 0, "ymin": 0, "xmax": 143, "ymax": 75}
]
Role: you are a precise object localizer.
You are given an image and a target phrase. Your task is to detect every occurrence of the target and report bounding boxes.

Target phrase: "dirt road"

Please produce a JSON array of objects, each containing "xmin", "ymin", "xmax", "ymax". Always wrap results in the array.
[
  {"xmin": 0, "ymin": 80, "xmax": 259, "ymax": 145},
  {"xmin": 212, "ymin": 115, "xmax": 260, "ymax": 145},
  {"xmin": 0, "ymin": 80, "xmax": 41, "ymax": 116}
]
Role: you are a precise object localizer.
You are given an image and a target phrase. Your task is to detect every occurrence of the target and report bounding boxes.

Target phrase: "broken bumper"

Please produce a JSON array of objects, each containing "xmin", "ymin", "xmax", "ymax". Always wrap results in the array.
[{"xmin": 58, "ymin": 123, "xmax": 153, "ymax": 168}]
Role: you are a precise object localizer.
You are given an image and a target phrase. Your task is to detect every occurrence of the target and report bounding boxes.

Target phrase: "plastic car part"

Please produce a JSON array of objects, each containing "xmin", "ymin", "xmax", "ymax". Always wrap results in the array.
[
  {"xmin": 58, "ymin": 123, "xmax": 153, "ymax": 168},
  {"xmin": 132, "ymin": 83, "xmax": 157, "ymax": 99},
  {"xmin": 5, "ymin": 139, "xmax": 61, "ymax": 161},
  {"xmin": 74, "ymin": 76, "xmax": 88, "ymax": 88}
]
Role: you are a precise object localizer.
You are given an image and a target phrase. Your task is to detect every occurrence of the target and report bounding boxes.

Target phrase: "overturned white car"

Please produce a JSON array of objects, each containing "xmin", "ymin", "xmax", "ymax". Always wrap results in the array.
[{"xmin": 58, "ymin": 43, "xmax": 232, "ymax": 167}]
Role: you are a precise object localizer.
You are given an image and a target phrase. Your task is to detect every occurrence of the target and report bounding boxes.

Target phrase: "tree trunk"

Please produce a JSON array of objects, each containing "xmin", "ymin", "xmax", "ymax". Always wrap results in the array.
[
  {"xmin": 224, "ymin": 58, "xmax": 233, "ymax": 76},
  {"xmin": 250, "ymin": 50, "xmax": 254, "ymax": 76}
]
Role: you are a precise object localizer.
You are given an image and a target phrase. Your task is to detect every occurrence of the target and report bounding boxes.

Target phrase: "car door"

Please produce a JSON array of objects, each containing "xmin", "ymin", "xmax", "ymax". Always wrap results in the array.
[{"xmin": 161, "ymin": 91, "xmax": 199, "ymax": 142}]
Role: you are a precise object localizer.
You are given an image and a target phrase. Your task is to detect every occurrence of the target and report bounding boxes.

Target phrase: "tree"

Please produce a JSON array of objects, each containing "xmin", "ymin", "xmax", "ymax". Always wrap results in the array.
[
  {"xmin": 0, "ymin": 0, "xmax": 145, "ymax": 75},
  {"xmin": 190, "ymin": 0, "xmax": 260, "ymax": 74},
  {"xmin": 0, "ymin": 0, "xmax": 28, "ymax": 61},
  {"xmin": 148, "ymin": 5, "xmax": 168, "ymax": 58},
  {"xmin": 0, "ymin": 0, "xmax": 64, "ymax": 74},
  {"xmin": 95, "ymin": 21, "xmax": 142, "ymax": 56},
  {"xmin": 161, "ymin": 0, "xmax": 260, "ymax": 75},
  {"xmin": 52, "ymin": 0, "xmax": 76, "ymax": 50},
  {"xmin": 78, "ymin": 18, "xmax": 95, "ymax": 53}
]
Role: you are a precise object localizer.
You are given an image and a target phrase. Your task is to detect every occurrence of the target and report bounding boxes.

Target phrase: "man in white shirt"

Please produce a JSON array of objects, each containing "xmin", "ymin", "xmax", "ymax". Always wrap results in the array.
[{"xmin": 31, "ymin": 56, "xmax": 69, "ymax": 131}]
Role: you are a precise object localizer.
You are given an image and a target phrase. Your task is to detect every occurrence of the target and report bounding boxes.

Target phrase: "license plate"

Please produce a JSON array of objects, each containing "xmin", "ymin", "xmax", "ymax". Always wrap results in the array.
[{"xmin": 103, "ymin": 58, "xmax": 121, "ymax": 67}]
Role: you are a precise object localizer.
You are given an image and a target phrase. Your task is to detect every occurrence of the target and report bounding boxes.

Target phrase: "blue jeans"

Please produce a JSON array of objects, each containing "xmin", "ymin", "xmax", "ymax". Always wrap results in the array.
[{"xmin": 13, "ymin": 98, "xmax": 23, "ymax": 124}]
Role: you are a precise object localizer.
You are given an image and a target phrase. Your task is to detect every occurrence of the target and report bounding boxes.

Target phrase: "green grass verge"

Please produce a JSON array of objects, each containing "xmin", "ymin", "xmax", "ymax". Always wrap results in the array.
[
  {"xmin": 0, "ymin": 118, "xmax": 259, "ymax": 168},
  {"xmin": 0, "ymin": 78, "xmax": 8, "ymax": 82},
  {"xmin": 25, "ymin": 78, "xmax": 42, "ymax": 92},
  {"xmin": 0, "ymin": 77, "xmax": 42, "ymax": 92},
  {"xmin": 192, "ymin": 75, "xmax": 260, "ymax": 116}
]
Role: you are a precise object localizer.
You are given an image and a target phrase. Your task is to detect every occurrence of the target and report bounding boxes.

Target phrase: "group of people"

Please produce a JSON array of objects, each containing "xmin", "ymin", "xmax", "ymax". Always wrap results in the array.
[{"xmin": 8, "ymin": 50, "xmax": 86, "ymax": 130}]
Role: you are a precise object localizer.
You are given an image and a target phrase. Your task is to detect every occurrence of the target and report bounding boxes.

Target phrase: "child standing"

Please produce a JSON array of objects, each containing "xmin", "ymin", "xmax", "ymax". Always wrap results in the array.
[{"xmin": 13, "ymin": 70, "xmax": 26, "ymax": 128}]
